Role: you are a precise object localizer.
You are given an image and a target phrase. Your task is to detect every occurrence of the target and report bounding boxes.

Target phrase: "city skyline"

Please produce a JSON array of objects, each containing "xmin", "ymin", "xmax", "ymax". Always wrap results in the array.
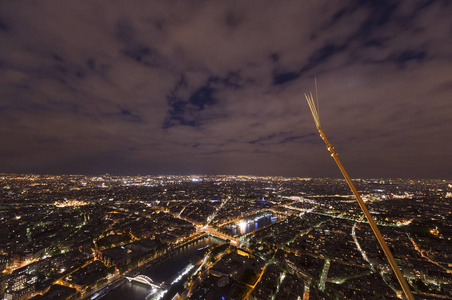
[
  {"xmin": 1, "ymin": 1, "xmax": 452, "ymax": 179},
  {"xmin": 1, "ymin": 174, "xmax": 451, "ymax": 299}
]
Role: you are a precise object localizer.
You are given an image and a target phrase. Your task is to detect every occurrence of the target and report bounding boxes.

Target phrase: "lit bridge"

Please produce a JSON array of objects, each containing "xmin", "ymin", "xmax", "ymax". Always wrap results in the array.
[
  {"xmin": 202, "ymin": 227, "xmax": 239, "ymax": 245},
  {"xmin": 126, "ymin": 275, "xmax": 165, "ymax": 289}
]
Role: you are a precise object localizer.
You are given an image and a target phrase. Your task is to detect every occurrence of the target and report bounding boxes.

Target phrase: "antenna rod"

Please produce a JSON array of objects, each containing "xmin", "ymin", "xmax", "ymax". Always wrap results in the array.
[{"xmin": 304, "ymin": 88, "xmax": 415, "ymax": 300}]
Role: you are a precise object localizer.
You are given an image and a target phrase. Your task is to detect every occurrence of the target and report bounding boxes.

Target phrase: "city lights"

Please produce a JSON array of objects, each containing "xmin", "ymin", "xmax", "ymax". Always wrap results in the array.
[{"xmin": 0, "ymin": 174, "xmax": 450, "ymax": 299}]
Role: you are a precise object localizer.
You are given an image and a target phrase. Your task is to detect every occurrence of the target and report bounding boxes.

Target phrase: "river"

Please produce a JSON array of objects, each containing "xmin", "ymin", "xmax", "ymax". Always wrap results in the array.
[
  {"xmin": 100, "ymin": 236, "xmax": 223, "ymax": 300},
  {"xmin": 228, "ymin": 213, "xmax": 279, "ymax": 235},
  {"xmin": 100, "ymin": 214, "xmax": 279, "ymax": 300}
]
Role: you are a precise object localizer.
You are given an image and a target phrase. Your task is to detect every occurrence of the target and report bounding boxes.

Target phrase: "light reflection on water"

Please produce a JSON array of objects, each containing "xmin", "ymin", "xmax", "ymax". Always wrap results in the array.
[
  {"xmin": 100, "ymin": 280, "xmax": 151, "ymax": 300},
  {"xmin": 101, "ymin": 215, "xmax": 277, "ymax": 300},
  {"xmin": 101, "ymin": 236, "xmax": 222, "ymax": 300},
  {"xmin": 230, "ymin": 214, "xmax": 278, "ymax": 235}
]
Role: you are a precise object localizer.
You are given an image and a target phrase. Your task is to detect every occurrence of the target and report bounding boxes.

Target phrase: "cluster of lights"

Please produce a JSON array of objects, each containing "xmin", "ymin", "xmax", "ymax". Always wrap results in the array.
[
  {"xmin": 171, "ymin": 264, "xmax": 194, "ymax": 285},
  {"xmin": 54, "ymin": 199, "xmax": 88, "ymax": 207},
  {"xmin": 396, "ymin": 219, "xmax": 413, "ymax": 226}
]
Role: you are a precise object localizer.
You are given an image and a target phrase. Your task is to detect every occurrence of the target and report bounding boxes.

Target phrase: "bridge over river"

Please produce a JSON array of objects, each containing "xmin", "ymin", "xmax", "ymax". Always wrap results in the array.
[
  {"xmin": 125, "ymin": 275, "xmax": 167, "ymax": 289},
  {"xmin": 201, "ymin": 227, "xmax": 238, "ymax": 244}
]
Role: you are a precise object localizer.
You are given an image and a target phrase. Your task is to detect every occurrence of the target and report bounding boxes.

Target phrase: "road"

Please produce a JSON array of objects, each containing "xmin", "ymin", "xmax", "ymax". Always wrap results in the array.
[{"xmin": 407, "ymin": 233, "xmax": 451, "ymax": 273}]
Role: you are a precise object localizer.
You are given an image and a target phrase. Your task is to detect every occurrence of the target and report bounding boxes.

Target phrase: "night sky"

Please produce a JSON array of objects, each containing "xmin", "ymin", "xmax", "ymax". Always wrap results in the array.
[{"xmin": 1, "ymin": 1, "xmax": 451, "ymax": 178}]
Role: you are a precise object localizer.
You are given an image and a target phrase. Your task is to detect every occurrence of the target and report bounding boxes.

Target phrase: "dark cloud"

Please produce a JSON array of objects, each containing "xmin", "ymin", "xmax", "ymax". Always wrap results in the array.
[
  {"xmin": 355, "ymin": 0, "xmax": 399, "ymax": 35},
  {"xmin": 0, "ymin": 19, "xmax": 8, "ymax": 31},
  {"xmin": 270, "ymin": 53, "xmax": 279, "ymax": 63},
  {"xmin": 249, "ymin": 134, "xmax": 275, "ymax": 145},
  {"xmin": 391, "ymin": 50, "xmax": 426, "ymax": 66},
  {"xmin": 0, "ymin": 0, "xmax": 451, "ymax": 178},
  {"xmin": 280, "ymin": 134, "xmax": 318, "ymax": 144},
  {"xmin": 121, "ymin": 47, "xmax": 165, "ymax": 68},
  {"xmin": 273, "ymin": 72, "xmax": 300, "ymax": 85},
  {"xmin": 302, "ymin": 43, "xmax": 346, "ymax": 72},
  {"xmin": 189, "ymin": 86, "xmax": 216, "ymax": 110},
  {"xmin": 224, "ymin": 11, "xmax": 243, "ymax": 30},
  {"xmin": 273, "ymin": 43, "xmax": 346, "ymax": 85}
]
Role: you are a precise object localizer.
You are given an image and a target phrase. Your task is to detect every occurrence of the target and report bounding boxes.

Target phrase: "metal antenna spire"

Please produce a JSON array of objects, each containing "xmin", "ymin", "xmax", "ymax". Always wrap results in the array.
[{"xmin": 304, "ymin": 81, "xmax": 415, "ymax": 300}]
